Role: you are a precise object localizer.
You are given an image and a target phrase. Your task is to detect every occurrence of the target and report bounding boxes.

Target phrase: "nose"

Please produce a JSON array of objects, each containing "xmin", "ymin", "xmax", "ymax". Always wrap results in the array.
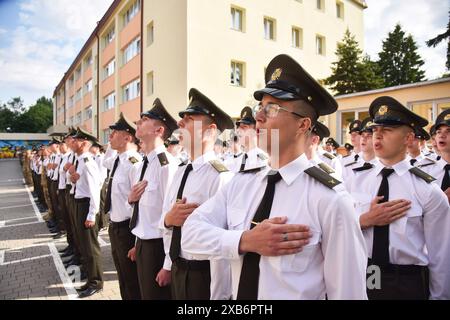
[
  {"xmin": 178, "ymin": 119, "xmax": 185, "ymax": 128},
  {"xmin": 254, "ymin": 108, "xmax": 266, "ymax": 123}
]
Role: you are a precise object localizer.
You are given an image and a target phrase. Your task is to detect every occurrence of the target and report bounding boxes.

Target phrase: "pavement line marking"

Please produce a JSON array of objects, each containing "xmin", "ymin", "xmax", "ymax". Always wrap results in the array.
[
  {"xmin": 0, "ymin": 221, "xmax": 42, "ymax": 228},
  {"xmin": 0, "ymin": 221, "xmax": 5, "ymax": 227},
  {"xmin": 23, "ymin": 179, "xmax": 43, "ymax": 223},
  {"xmin": 0, "ymin": 179, "xmax": 25, "ymax": 183},
  {"xmin": 0, "ymin": 204, "xmax": 33, "ymax": 210},
  {"xmin": 0, "ymin": 216, "xmax": 37, "ymax": 223},
  {"xmin": 0, "ymin": 250, "xmax": 4, "ymax": 265},
  {"xmin": 48, "ymin": 243, "xmax": 79, "ymax": 300},
  {"xmin": 0, "ymin": 254, "xmax": 52, "ymax": 266}
]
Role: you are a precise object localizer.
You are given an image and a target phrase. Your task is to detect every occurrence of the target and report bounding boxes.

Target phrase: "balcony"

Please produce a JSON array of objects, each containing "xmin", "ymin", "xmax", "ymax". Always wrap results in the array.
[
  {"xmin": 119, "ymin": 54, "xmax": 140, "ymax": 87},
  {"xmin": 120, "ymin": 11, "xmax": 141, "ymax": 50}
]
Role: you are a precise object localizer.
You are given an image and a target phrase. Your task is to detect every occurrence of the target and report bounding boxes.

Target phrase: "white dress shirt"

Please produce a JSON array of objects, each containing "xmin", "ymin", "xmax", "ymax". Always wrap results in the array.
[
  {"xmin": 182, "ymin": 153, "xmax": 368, "ymax": 300},
  {"xmin": 349, "ymin": 158, "xmax": 450, "ymax": 299},
  {"xmin": 94, "ymin": 153, "xmax": 108, "ymax": 184},
  {"xmin": 317, "ymin": 147, "xmax": 343, "ymax": 178},
  {"xmin": 420, "ymin": 158, "xmax": 449, "ymax": 189},
  {"xmin": 131, "ymin": 146, "xmax": 178, "ymax": 243},
  {"xmin": 160, "ymin": 151, "xmax": 234, "ymax": 299},
  {"xmin": 74, "ymin": 152, "xmax": 101, "ymax": 222},
  {"xmin": 50, "ymin": 153, "xmax": 62, "ymax": 182},
  {"xmin": 224, "ymin": 147, "xmax": 269, "ymax": 173},
  {"xmin": 58, "ymin": 152, "xmax": 69, "ymax": 190},
  {"xmin": 109, "ymin": 150, "xmax": 142, "ymax": 223},
  {"xmin": 310, "ymin": 154, "xmax": 342, "ymax": 180}
]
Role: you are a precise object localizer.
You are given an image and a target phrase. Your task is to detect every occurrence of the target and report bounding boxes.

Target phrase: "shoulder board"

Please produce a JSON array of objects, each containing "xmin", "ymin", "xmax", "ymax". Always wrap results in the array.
[
  {"xmin": 344, "ymin": 161, "xmax": 358, "ymax": 167},
  {"xmin": 129, "ymin": 156, "xmax": 139, "ymax": 164},
  {"xmin": 157, "ymin": 153, "xmax": 169, "ymax": 166},
  {"xmin": 323, "ymin": 152, "xmax": 336, "ymax": 160},
  {"xmin": 209, "ymin": 160, "xmax": 229, "ymax": 173},
  {"xmin": 409, "ymin": 167, "xmax": 436, "ymax": 184},
  {"xmin": 304, "ymin": 166, "xmax": 342, "ymax": 189},
  {"xmin": 424, "ymin": 157, "xmax": 436, "ymax": 164},
  {"xmin": 83, "ymin": 157, "xmax": 90, "ymax": 163},
  {"xmin": 318, "ymin": 162, "xmax": 335, "ymax": 174},
  {"xmin": 239, "ymin": 166, "xmax": 266, "ymax": 174},
  {"xmin": 179, "ymin": 160, "xmax": 188, "ymax": 167},
  {"xmin": 257, "ymin": 153, "xmax": 268, "ymax": 161},
  {"xmin": 343, "ymin": 154, "xmax": 351, "ymax": 158},
  {"xmin": 418, "ymin": 162, "xmax": 435, "ymax": 168},
  {"xmin": 353, "ymin": 163, "xmax": 374, "ymax": 172}
]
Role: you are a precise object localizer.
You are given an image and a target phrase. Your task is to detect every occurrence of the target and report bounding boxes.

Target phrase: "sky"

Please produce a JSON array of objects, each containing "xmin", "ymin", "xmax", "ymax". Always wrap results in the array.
[{"xmin": 0, "ymin": 0, "xmax": 448, "ymax": 108}]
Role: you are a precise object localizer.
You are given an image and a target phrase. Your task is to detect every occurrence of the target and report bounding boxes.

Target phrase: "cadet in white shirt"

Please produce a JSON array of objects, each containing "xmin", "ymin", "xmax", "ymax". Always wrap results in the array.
[
  {"xmin": 226, "ymin": 106, "xmax": 268, "ymax": 173},
  {"xmin": 307, "ymin": 121, "xmax": 342, "ymax": 180},
  {"xmin": 126, "ymin": 99, "xmax": 179, "ymax": 300},
  {"xmin": 161, "ymin": 88, "xmax": 234, "ymax": 300},
  {"xmin": 408, "ymin": 127, "xmax": 435, "ymax": 167},
  {"xmin": 420, "ymin": 109, "xmax": 450, "ymax": 203},
  {"xmin": 103, "ymin": 113, "xmax": 142, "ymax": 300},
  {"xmin": 182, "ymin": 55, "xmax": 368, "ymax": 300},
  {"xmin": 319, "ymin": 138, "xmax": 343, "ymax": 177},
  {"xmin": 349, "ymin": 96, "xmax": 450, "ymax": 300},
  {"xmin": 70, "ymin": 128, "xmax": 103, "ymax": 298}
]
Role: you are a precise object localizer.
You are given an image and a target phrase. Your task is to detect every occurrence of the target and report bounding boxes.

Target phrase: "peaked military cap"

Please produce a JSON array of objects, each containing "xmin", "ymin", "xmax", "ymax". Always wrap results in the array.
[
  {"xmin": 344, "ymin": 143, "xmax": 354, "ymax": 151},
  {"xmin": 110, "ymin": 112, "xmax": 137, "ymax": 136},
  {"xmin": 48, "ymin": 137, "xmax": 61, "ymax": 146},
  {"xmin": 179, "ymin": 88, "xmax": 234, "ymax": 132},
  {"xmin": 369, "ymin": 96, "xmax": 428, "ymax": 128},
  {"xmin": 142, "ymin": 98, "xmax": 178, "ymax": 135},
  {"xmin": 435, "ymin": 109, "xmax": 450, "ymax": 130},
  {"xmin": 64, "ymin": 127, "xmax": 77, "ymax": 139},
  {"xmin": 415, "ymin": 127, "xmax": 430, "ymax": 141},
  {"xmin": 254, "ymin": 54, "xmax": 338, "ymax": 117},
  {"xmin": 311, "ymin": 121, "xmax": 330, "ymax": 140},
  {"xmin": 429, "ymin": 124, "xmax": 436, "ymax": 136},
  {"xmin": 326, "ymin": 137, "xmax": 340, "ymax": 149},
  {"xmin": 72, "ymin": 127, "xmax": 98, "ymax": 144},
  {"xmin": 236, "ymin": 106, "xmax": 256, "ymax": 126},
  {"xmin": 360, "ymin": 117, "xmax": 375, "ymax": 133},
  {"xmin": 348, "ymin": 120, "xmax": 362, "ymax": 133},
  {"xmin": 166, "ymin": 135, "xmax": 180, "ymax": 145}
]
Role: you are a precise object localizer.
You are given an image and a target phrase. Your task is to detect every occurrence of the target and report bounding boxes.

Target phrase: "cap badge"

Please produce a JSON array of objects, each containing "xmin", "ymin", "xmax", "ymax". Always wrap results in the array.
[
  {"xmin": 353, "ymin": 123, "xmax": 359, "ymax": 129},
  {"xmin": 378, "ymin": 105, "xmax": 388, "ymax": 116},
  {"xmin": 444, "ymin": 114, "xmax": 450, "ymax": 121},
  {"xmin": 271, "ymin": 68, "xmax": 282, "ymax": 81}
]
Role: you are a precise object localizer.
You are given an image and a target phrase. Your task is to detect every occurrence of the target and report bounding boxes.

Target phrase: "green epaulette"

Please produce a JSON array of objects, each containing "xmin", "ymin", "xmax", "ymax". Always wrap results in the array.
[
  {"xmin": 83, "ymin": 157, "xmax": 90, "ymax": 163},
  {"xmin": 323, "ymin": 152, "xmax": 336, "ymax": 160},
  {"xmin": 418, "ymin": 162, "xmax": 435, "ymax": 168},
  {"xmin": 239, "ymin": 166, "xmax": 266, "ymax": 174},
  {"xmin": 209, "ymin": 160, "xmax": 229, "ymax": 173},
  {"xmin": 409, "ymin": 167, "xmax": 436, "ymax": 183},
  {"xmin": 157, "ymin": 153, "xmax": 169, "ymax": 166},
  {"xmin": 344, "ymin": 161, "xmax": 359, "ymax": 167},
  {"xmin": 353, "ymin": 163, "xmax": 374, "ymax": 172},
  {"xmin": 318, "ymin": 162, "xmax": 335, "ymax": 174},
  {"xmin": 129, "ymin": 156, "xmax": 139, "ymax": 164},
  {"xmin": 304, "ymin": 166, "xmax": 341, "ymax": 189},
  {"xmin": 257, "ymin": 153, "xmax": 268, "ymax": 161}
]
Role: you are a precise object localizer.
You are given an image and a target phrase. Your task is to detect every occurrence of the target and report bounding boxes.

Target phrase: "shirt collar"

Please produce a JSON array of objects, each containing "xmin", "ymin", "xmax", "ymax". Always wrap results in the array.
[
  {"xmin": 436, "ymin": 158, "xmax": 449, "ymax": 170},
  {"xmin": 192, "ymin": 150, "xmax": 216, "ymax": 171},
  {"xmin": 80, "ymin": 152, "xmax": 91, "ymax": 159},
  {"xmin": 276, "ymin": 153, "xmax": 311, "ymax": 186},
  {"xmin": 146, "ymin": 145, "xmax": 166, "ymax": 162},
  {"xmin": 374, "ymin": 157, "xmax": 410, "ymax": 177}
]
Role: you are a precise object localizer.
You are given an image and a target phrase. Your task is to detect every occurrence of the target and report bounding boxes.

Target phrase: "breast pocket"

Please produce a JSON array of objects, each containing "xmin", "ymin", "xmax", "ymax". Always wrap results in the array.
[
  {"xmin": 227, "ymin": 206, "xmax": 248, "ymax": 230},
  {"xmin": 391, "ymin": 204, "xmax": 423, "ymax": 235},
  {"xmin": 352, "ymin": 193, "xmax": 373, "ymax": 216}
]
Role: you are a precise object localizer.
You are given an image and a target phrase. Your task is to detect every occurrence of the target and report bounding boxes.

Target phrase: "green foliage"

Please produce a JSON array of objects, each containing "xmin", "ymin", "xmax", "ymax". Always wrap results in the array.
[{"xmin": 426, "ymin": 10, "xmax": 450, "ymax": 71}]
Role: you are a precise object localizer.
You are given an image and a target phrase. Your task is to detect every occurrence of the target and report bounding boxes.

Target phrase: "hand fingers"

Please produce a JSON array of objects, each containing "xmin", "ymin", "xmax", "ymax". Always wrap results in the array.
[
  {"xmin": 382, "ymin": 199, "xmax": 411, "ymax": 207},
  {"xmin": 265, "ymin": 216, "xmax": 288, "ymax": 224},
  {"xmin": 281, "ymin": 231, "xmax": 313, "ymax": 241},
  {"xmin": 371, "ymin": 196, "xmax": 385, "ymax": 204},
  {"xmin": 176, "ymin": 198, "xmax": 187, "ymax": 204},
  {"xmin": 271, "ymin": 224, "xmax": 311, "ymax": 234},
  {"xmin": 275, "ymin": 239, "xmax": 310, "ymax": 250},
  {"xmin": 178, "ymin": 203, "xmax": 200, "ymax": 210},
  {"xmin": 384, "ymin": 202, "xmax": 411, "ymax": 213},
  {"xmin": 388, "ymin": 211, "xmax": 407, "ymax": 222}
]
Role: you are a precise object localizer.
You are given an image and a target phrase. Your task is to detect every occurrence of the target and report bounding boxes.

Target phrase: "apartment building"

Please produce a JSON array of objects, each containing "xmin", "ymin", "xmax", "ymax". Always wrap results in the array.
[{"xmin": 53, "ymin": 0, "xmax": 367, "ymax": 143}]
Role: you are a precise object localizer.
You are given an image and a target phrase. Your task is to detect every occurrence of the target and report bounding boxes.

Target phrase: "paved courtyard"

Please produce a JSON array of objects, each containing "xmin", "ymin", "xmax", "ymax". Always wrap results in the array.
[{"xmin": 0, "ymin": 159, "xmax": 121, "ymax": 300}]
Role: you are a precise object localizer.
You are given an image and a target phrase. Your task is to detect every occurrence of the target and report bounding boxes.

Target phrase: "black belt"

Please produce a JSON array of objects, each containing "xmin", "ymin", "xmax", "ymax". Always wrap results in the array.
[
  {"xmin": 174, "ymin": 257, "xmax": 210, "ymax": 271},
  {"xmin": 368, "ymin": 259, "xmax": 428, "ymax": 275},
  {"xmin": 109, "ymin": 219, "xmax": 131, "ymax": 228},
  {"xmin": 74, "ymin": 197, "xmax": 90, "ymax": 204}
]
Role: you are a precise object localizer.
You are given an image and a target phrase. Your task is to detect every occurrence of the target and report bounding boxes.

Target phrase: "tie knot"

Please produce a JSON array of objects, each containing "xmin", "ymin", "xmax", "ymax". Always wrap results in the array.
[
  {"xmin": 267, "ymin": 171, "xmax": 282, "ymax": 184},
  {"xmin": 445, "ymin": 164, "xmax": 450, "ymax": 171},
  {"xmin": 354, "ymin": 154, "xmax": 359, "ymax": 162},
  {"xmin": 186, "ymin": 163, "xmax": 193, "ymax": 172},
  {"xmin": 143, "ymin": 156, "xmax": 148, "ymax": 164},
  {"xmin": 410, "ymin": 159, "xmax": 417, "ymax": 166},
  {"xmin": 381, "ymin": 168, "xmax": 395, "ymax": 178}
]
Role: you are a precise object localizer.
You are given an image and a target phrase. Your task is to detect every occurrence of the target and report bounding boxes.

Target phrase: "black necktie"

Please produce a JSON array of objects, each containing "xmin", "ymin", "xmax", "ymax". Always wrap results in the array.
[
  {"xmin": 72, "ymin": 159, "xmax": 79, "ymax": 194},
  {"xmin": 354, "ymin": 154, "xmax": 359, "ymax": 162},
  {"xmin": 169, "ymin": 163, "xmax": 194, "ymax": 262},
  {"xmin": 239, "ymin": 154, "xmax": 248, "ymax": 172},
  {"xmin": 372, "ymin": 168, "xmax": 395, "ymax": 267},
  {"xmin": 410, "ymin": 159, "xmax": 417, "ymax": 166},
  {"xmin": 237, "ymin": 171, "xmax": 282, "ymax": 300},
  {"xmin": 104, "ymin": 156, "xmax": 120, "ymax": 214},
  {"xmin": 441, "ymin": 164, "xmax": 450, "ymax": 191},
  {"xmin": 129, "ymin": 157, "xmax": 149, "ymax": 230}
]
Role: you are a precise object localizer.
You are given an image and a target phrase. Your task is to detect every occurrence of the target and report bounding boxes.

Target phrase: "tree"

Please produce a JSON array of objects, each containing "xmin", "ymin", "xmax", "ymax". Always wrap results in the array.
[
  {"xmin": 378, "ymin": 24, "xmax": 426, "ymax": 87},
  {"xmin": 0, "ymin": 105, "xmax": 17, "ymax": 133},
  {"xmin": 426, "ymin": 10, "xmax": 450, "ymax": 71},
  {"xmin": 324, "ymin": 29, "xmax": 384, "ymax": 95},
  {"xmin": 13, "ymin": 97, "xmax": 53, "ymax": 133},
  {"xmin": 6, "ymin": 97, "xmax": 26, "ymax": 114}
]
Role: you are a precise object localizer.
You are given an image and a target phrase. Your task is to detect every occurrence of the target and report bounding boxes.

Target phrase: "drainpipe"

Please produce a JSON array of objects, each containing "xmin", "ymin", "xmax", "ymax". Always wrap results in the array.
[
  {"xmin": 140, "ymin": 0, "xmax": 144, "ymax": 113},
  {"xmin": 96, "ymin": 33, "xmax": 100, "ymax": 140}
]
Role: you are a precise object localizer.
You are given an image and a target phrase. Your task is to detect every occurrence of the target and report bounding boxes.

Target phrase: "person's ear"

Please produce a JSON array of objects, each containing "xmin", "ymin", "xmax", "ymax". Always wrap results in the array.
[{"xmin": 298, "ymin": 117, "xmax": 312, "ymax": 135}]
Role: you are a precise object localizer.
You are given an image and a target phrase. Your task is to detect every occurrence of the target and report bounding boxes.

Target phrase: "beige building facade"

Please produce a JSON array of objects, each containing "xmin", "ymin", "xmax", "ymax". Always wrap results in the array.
[{"xmin": 54, "ymin": 0, "xmax": 367, "ymax": 143}]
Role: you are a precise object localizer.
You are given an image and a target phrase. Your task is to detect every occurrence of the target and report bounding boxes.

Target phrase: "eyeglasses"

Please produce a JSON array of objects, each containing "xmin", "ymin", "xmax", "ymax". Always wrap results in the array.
[{"xmin": 253, "ymin": 102, "xmax": 305, "ymax": 119}]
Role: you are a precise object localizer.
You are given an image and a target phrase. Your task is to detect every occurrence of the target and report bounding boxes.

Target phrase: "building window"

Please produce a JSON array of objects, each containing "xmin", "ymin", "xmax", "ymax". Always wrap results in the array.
[
  {"xmin": 147, "ymin": 21, "xmax": 154, "ymax": 46},
  {"xmin": 147, "ymin": 72, "xmax": 154, "ymax": 96},
  {"xmin": 292, "ymin": 27, "xmax": 303, "ymax": 49},
  {"xmin": 75, "ymin": 89, "xmax": 82, "ymax": 102},
  {"xmin": 102, "ymin": 128, "xmax": 112, "ymax": 144},
  {"xmin": 123, "ymin": 79, "xmax": 140, "ymax": 103},
  {"xmin": 85, "ymin": 79, "xmax": 93, "ymax": 93},
  {"xmin": 231, "ymin": 61, "xmax": 244, "ymax": 87},
  {"xmin": 104, "ymin": 92, "xmax": 116, "ymax": 111},
  {"xmin": 264, "ymin": 17, "xmax": 276, "ymax": 40},
  {"xmin": 336, "ymin": 1, "xmax": 344, "ymax": 19},
  {"xmin": 68, "ymin": 96, "xmax": 74, "ymax": 108},
  {"xmin": 105, "ymin": 27, "xmax": 115, "ymax": 46},
  {"xmin": 84, "ymin": 106, "xmax": 93, "ymax": 120},
  {"xmin": 123, "ymin": 37, "xmax": 141, "ymax": 65},
  {"xmin": 69, "ymin": 116, "xmax": 74, "ymax": 125},
  {"xmin": 316, "ymin": 35, "xmax": 326, "ymax": 55},
  {"xmin": 231, "ymin": 6, "xmax": 244, "ymax": 31},
  {"xmin": 74, "ymin": 67, "xmax": 81, "ymax": 81},
  {"xmin": 124, "ymin": 0, "xmax": 140, "ymax": 27},
  {"xmin": 317, "ymin": 0, "xmax": 324, "ymax": 11},
  {"xmin": 104, "ymin": 59, "xmax": 115, "ymax": 79},
  {"xmin": 85, "ymin": 54, "xmax": 93, "ymax": 67}
]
